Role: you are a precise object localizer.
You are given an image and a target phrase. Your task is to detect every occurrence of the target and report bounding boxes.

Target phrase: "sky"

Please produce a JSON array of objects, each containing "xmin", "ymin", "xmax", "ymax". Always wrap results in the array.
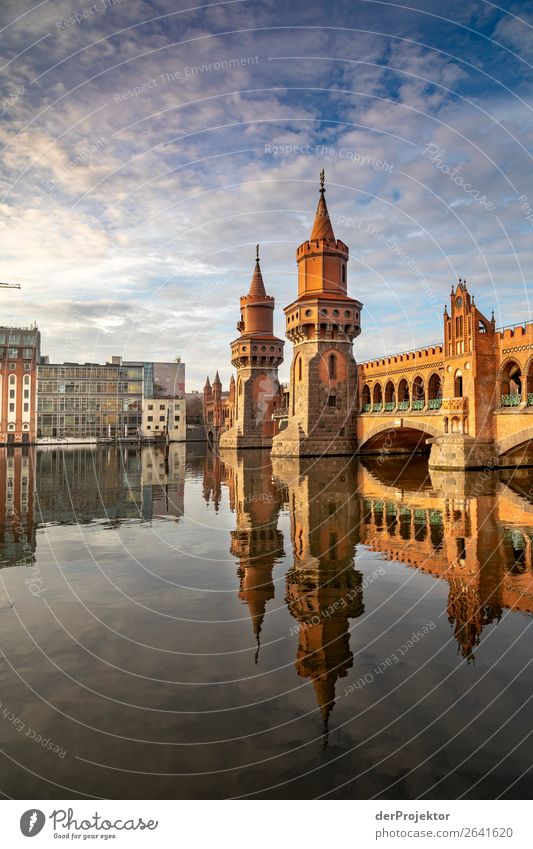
[{"xmin": 0, "ymin": 0, "xmax": 532, "ymax": 389}]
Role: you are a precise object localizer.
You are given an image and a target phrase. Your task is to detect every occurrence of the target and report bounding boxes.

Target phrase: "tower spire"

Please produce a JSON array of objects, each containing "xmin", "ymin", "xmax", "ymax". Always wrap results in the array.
[
  {"xmin": 248, "ymin": 245, "xmax": 266, "ymax": 298},
  {"xmin": 310, "ymin": 170, "xmax": 335, "ymax": 242}
]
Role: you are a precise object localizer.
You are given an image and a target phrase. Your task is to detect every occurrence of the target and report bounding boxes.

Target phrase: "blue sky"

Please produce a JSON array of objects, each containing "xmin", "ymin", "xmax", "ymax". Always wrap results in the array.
[{"xmin": 0, "ymin": 0, "xmax": 532, "ymax": 388}]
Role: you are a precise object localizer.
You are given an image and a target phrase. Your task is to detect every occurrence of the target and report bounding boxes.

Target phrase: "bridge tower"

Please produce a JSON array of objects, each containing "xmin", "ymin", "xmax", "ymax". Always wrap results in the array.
[
  {"xmin": 219, "ymin": 248, "xmax": 284, "ymax": 449},
  {"xmin": 271, "ymin": 172, "xmax": 363, "ymax": 457},
  {"xmin": 429, "ymin": 279, "xmax": 498, "ymax": 469}
]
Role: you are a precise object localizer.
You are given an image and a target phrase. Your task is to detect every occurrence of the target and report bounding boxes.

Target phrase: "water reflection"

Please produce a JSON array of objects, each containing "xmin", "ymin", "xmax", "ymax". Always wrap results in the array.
[
  {"xmin": 272, "ymin": 457, "xmax": 364, "ymax": 744},
  {"xmin": 0, "ymin": 445, "xmax": 533, "ymax": 798}
]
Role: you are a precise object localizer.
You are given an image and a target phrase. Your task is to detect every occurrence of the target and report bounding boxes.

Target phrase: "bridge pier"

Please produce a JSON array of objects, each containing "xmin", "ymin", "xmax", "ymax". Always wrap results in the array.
[{"xmin": 428, "ymin": 434, "xmax": 497, "ymax": 471}]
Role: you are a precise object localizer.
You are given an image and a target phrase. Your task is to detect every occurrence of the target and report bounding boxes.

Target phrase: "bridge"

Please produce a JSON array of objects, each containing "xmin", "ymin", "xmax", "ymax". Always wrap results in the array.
[{"xmin": 356, "ymin": 280, "xmax": 533, "ymax": 469}]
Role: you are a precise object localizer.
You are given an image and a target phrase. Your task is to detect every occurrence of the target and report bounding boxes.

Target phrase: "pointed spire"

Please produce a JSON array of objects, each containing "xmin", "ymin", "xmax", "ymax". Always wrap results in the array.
[
  {"xmin": 248, "ymin": 245, "xmax": 267, "ymax": 298},
  {"xmin": 230, "ymin": 374, "xmax": 235, "ymax": 384},
  {"xmin": 310, "ymin": 170, "xmax": 335, "ymax": 241},
  {"xmin": 213, "ymin": 370, "xmax": 221, "ymax": 385},
  {"xmin": 204, "ymin": 375, "xmax": 211, "ymax": 389}
]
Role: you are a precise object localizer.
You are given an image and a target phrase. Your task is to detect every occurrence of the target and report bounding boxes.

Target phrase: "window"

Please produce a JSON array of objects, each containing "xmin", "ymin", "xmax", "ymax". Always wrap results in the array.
[
  {"xmin": 160, "ymin": 404, "xmax": 165, "ymax": 410},
  {"xmin": 328, "ymin": 354, "xmax": 337, "ymax": 380},
  {"xmin": 23, "ymin": 364, "xmax": 30, "ymax": 371},
  {"xmin": 23, "ymin": 403, "xmax": 29, "ymax": 412},
  {"xmin": 9, "ymin": 363, "xmax": 15, "ymax": 370},
  {"xmin": 9, "ymin": 334, "xmax": 20, "ymax": 344},
  {"xmin": 147, "ymin": 416, "xmax": 153, "ymax": 422},
  {"xmin": 146, "ymin": 425, "xmax": 151, "ymax": 430},
  {"xmin": 9, "ymin": 390, "xmax": 14, "ymax": 399},
  {"xmin": 328, "ymin": 395, "xmax": 337, "ymax": 407},
  {"xmin": 9, "ymin": 403, "xmax": 14, "ymax": 412},
  {"xmin": 8, "ymin": 348, "xmax": 18, "ymax": 358},
  {"xmin": 148, "ymin": 404, "xmax": 153, "ymax": 410},
  {"xmin": 174, "ymin": 415, "xmax": 180, "ymax": 422},
  {"xmin": 22, "ymin": 335, "xmax": 33, "ymax": 345},
  {"xmin": 159, "ymin": 415, "xmax": 165, "ymax": 421},
  {"xmin": 22, "ymin": 349, "xmax": 32, "ymax": 359},
  {"xmin": 342, "ymin": 265, "xmax": 346, "ymax": 284}
]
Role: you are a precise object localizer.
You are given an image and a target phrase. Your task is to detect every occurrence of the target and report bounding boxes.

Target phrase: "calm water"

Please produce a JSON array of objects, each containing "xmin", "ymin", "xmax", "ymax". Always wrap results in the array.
[{"xmin": 0, "ymin": 444, "xmax": 532, "ymax": 799}]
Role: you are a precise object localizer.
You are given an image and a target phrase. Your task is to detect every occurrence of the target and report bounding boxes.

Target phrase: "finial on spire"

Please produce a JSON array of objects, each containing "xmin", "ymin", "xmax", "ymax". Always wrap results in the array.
[
  {"xmin": 256, "ymin": 243, "xmax": 259, "ymax": 262},
  {"xmin": 319, "ymin": 168, "xmax": 325, "ymax": 193}
]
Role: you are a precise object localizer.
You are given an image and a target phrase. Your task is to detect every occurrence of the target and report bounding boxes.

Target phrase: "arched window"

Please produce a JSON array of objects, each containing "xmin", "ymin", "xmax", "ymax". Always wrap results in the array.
[
  {"xmin": 412, "ymin": 376, "xmax": 425, "ymax": 409},
  {"xmin": 454, "ymin": 370, "xmax": 463, "ymax": 398},
  {"xmin": 298, "ymin": 356, "xmax": 302, "ymax": 382},
  {"xmin": 328, "ymin": 353, "xmax": 337, "ymax": 380},
  {"xmin": 362, "ymin": 384, "xmax": 371, "ymax": 410},
  {"xmin": 398, "ymin": 378, "xmax": 409, "ymax": 408},
  {"xmin": 428, "ymin": 372, "xmax": 442, "ymax": 400},
  {"xmin": 500, "ymin": 360, "xmax": 521, "ymax": 406},
  {"xmin": 384, "ymin": 380, "xmax": 395, "ymax": 407},
  {"xmin": 342, "ymin": 265, "xmax": 346, "ymax": 284},
  {"xmin": 372, "ymin": 383, "xmax": 383, "ymax": 409}
]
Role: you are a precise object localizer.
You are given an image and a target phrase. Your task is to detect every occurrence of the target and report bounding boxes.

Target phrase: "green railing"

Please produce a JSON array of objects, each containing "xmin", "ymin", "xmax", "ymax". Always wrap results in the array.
[
  {"xmin": 372, "ymin": 403, "xmax": 383, "ymax": 412},
  {"xmin": 501, "ymin": 394, "xmax": 521, "ymax": 407},
  {"xmin": 528, "ymin": 393, "xmax": 533, "ymax": 407},
  {"xmin": 384, "ymin": 401, "xmax": 395, "ymax": 411},
  {"xmin": 398, "ymin": 400, "xmax": 409, "ymax": 411},
  {"xmin": 428, "ymin": 398, "xmax": 442, "ymax": 410},
  {"xmin": 412, "ymin": 399, "xmax": 424, "ymax": 411},
  {"xmin": 362, "ymin": 403, "xmax": 371, "ymax": 412}
]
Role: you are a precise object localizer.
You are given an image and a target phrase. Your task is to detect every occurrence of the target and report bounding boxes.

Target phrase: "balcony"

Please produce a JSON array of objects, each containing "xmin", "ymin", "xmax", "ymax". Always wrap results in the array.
[
  {"xmin": 442, "ymin": 397, "xmax": 468, "ymax": 414},
  {"xmin": 372, "ymin": 403, "xmax": 383, "ymax": 412},
  {"xmin": 412, "ymin": 400, "xmax": 424, "ymax": 411},
  {"xmin": 384, "ymin": 401, "xmax": 395, "ymax": 412},
  {"xmin": 362, "ymin": 403, "xmax": 371, "ymax": 412},
  {"xmin": 501, "ymin": 393, "xmax": 521, "ymax": 407},
  {"xmin": 397, "ymin": 400, "xmax": 409, "ymax": 412},
  {"xmin": 428, "ymin": 398, "xmax": 442, "ymax": 410}
]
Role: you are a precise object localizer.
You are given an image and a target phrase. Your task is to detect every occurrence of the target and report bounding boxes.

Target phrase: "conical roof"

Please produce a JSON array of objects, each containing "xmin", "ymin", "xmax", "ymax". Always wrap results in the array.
[
  {"xmin": 248, "ymin": 258, "xmax": 267, "ymax": 298},
  {"xmin": 310, "ymin": 173, "xmax": 335, "ymax": 241}
]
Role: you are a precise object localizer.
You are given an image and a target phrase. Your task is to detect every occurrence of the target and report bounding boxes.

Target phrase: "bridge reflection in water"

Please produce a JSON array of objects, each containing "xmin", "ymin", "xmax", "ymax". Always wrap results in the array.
[
  {"xmin": 0, "ymin": 443, "xmax": 532, "ymax": 786},
  {"xmin": 207, "ymin": 448, "xmax": 533, "ymax": 732}
]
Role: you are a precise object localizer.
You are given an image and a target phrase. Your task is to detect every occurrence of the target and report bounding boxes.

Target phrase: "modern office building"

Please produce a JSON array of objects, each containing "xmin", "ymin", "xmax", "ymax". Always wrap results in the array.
[
  {"xmin": 36, "ymin": 360, "xmax": 143, "ymax": 441},
  {"xmin": 0, "ymin": 325, "xmax": 40, "ymax": 445},
  {"xmin": 36, "ymin": 355, "xmax": 185, "ymax": 443}
]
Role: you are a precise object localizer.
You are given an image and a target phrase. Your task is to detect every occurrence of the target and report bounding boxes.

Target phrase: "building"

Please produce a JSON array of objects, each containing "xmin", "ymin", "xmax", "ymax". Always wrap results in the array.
[
  {"xmin": 37, "ymin": 360, "xmax": 143, "ymax": 441},
  {"xmin": 219, "ymin": 247, "xmax": 284, "ymax": 449},
  {"xmin": 204, "ymin": 172, "xmax": 533, "ymax": 470},
  {"xmin": 138, "ymin": 358, "xmax": 186, "ymax": 441},
  {"xmin": 142, "ymin": 397, "xmax": 186, "ymax": 441},
  {"xmin": 37, "ymin": 356, "xmax": 186, "ymax": 443},
  {"xmin": 0, "ymin": 325, "xmax": 40, "ymax": 445}
]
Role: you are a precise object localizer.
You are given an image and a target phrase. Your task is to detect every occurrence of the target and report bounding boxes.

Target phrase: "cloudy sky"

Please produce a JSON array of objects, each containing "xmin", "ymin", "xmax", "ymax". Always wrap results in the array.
[{"xmin": 0, "ymin": 0, "xmax": 532, "ymax": 389}]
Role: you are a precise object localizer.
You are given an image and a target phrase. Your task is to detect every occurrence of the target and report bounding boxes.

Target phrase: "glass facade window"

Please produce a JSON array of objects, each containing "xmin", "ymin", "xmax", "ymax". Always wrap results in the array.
[
  {"xmin": 8, "ymin": 348, "xmax": 18, "ymax": 358},
  {"xmin": 22, "ymin": 349, "xmax": 32, "ymax": 359},
  {"xmin": 9, "ymin": 334, "xmax": 20, "ymax": 344}
]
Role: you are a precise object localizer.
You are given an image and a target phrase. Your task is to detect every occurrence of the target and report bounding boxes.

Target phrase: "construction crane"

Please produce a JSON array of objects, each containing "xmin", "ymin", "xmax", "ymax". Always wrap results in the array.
[{"xmin": 0, "ymin": 281, "xmax": 20, "ymax": 289}]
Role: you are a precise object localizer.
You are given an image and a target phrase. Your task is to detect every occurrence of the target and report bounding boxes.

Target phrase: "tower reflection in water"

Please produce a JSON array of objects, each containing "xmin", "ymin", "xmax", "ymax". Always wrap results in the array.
[
  {"xmin": 273, "ymin": 456, "xmax": 364, "ymax": 743},
  {"xmin": 0, "ymin": 443, "xmax": 532, "ymax": 691},
  {"xmin": 223, "ymin": 450, "xmax": 285, "ymax": 661}
]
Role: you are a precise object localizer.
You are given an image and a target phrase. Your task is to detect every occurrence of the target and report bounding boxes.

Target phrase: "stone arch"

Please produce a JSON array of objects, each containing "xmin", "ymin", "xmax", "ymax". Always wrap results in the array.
[
  {"xmin": 428, "ymin": 372, "xmax": 442, "ymax": 400},
  {"xmin": 361, "ymin": 383, "xmax": 371, "ymax": 409},
  {"xmin": 372, "ymin": 382, "xmax": 383, "ymax": 407},
  {"xmin": 412, "ymin": 375, "xmax": 425, "ymax": 406},
  {"xmin": 497, "ymin": 427, "xmax": 533, "ymax": 460},
  {"xmin": 358, "ymin": 417, "xmax": 443, "ymax": 451},
  {"xmin": 499, "ymin": 357, "xmax": 522, "ymax": 398},
  {"xmin": 398, "ymin": 378, "xmax": 409, "ymax": 405},
  {"xmin": 384, "ymin": 380, "xmax": 395, "ymax": 405}
]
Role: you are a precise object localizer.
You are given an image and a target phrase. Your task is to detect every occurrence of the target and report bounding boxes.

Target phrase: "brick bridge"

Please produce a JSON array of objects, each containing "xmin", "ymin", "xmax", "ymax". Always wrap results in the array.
[{"xmin": 357, "ymin": 280, "xmax": 533, "ymax": 468}]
